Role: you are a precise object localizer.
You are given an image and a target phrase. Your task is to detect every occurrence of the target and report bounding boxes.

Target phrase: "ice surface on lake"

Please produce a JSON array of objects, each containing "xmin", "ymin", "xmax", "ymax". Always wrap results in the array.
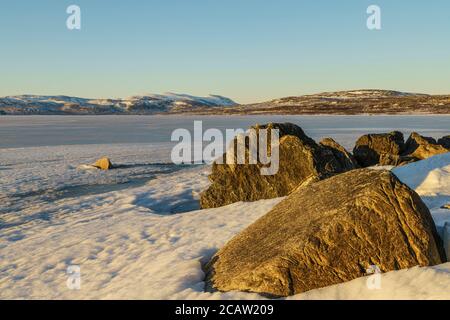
[
  {"xmin": 0, "ymin": 143, "xmax": 191, "ymax": 232},
  {"xmin": 1, "ymin": 115, "xmax": 449, "ymax": 149}
]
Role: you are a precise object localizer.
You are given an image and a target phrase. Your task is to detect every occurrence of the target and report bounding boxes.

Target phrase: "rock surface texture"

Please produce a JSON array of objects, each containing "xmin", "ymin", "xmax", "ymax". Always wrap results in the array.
[
  {"xmin": 319, "ymin": 138, "xmax": 359, "ymax": 171},
  {"xmin": 404, "ymin": 132, "xmax": 449, "ymax": 160},
  {"xmin": 205, "ymin": 169, "xmax": 446, "ymax": 297},
  {"xmin": 200, "ymin": 123, "xmax": 356, "ymax": 209},
  {"xmin": 353, "ymin": 131, "xmax": 405, "ymax": 167},
  {"xmin": 378, "ymin": 153, "xmax": 418, "ymax": 167},
  {"xmin": 93, "ymin": 157, "xmax": 113, "ymax": 170}
]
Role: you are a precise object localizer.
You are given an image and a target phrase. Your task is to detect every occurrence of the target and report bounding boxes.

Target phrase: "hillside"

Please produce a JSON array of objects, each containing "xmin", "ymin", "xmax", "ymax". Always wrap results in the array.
[{"xmin": 183, "ymin": 90, "xmax": 450, "ymax": 115}]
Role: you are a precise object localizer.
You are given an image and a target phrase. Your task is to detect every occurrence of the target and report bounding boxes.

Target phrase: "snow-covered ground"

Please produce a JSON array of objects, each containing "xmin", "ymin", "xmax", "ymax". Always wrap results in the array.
[
  {"xmin": 0, "ymin": 143, "xmax": 281, "ymax": 299},
  {"xmin": 393, "ymin": 154, "xmax": 450, "ymax": 229},
  {"xmin": 0, "ymin": 139, "xmax": 449, "ymax": 299}
]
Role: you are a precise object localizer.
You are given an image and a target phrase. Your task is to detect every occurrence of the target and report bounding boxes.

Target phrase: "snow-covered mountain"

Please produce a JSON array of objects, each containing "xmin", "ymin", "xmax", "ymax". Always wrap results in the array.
[
  {"xmin": 0, "ymin": 93, "xmax": 237, "ymax": 115},
  {"xmin": 1, "ymin": 89, "xmax": 449, "ymax": 115}
]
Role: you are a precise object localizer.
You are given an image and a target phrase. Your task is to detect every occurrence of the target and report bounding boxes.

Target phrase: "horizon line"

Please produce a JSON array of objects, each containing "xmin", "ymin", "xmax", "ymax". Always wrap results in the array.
[{"xmin": 2, "ymin": 88, "xmax": 449, "ymax": 105}]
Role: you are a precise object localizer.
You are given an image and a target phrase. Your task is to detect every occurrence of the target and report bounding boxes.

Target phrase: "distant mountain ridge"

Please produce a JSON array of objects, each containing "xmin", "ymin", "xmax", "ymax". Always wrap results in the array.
[
  {"xmin": 184, "ymin": 90, "xmax": 449, "ymax": 115},
  {"xmin": 1, "ymin": 90, "xmax": 449, "ymax": 115},
  {"xmin": 0, "ymin": 93, "xmax": 237, "ymax": 115},
  {"xmin": 302, "ymin": 89, "xmax": 428, "ymax": 98}
]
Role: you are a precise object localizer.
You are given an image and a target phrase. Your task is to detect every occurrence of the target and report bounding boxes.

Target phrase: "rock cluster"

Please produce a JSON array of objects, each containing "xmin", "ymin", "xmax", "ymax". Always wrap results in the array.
[
  {"xmin": 353, "ymin": 132, "xmax": 449, "ymax": 167},
  {"xmin": 201, "ymin": 124, "xmax": 448, "ymax": 209},
  {"xmin": 201, "ymin": 123, "xmax": 448, "ymax": 297},
  {"xmin": 404, "ymin": 132, "xmax": 449, "ymax": 160},
  {"xmin": 200, "ymin": 123, "xmax": 357, "ymax": 209}
]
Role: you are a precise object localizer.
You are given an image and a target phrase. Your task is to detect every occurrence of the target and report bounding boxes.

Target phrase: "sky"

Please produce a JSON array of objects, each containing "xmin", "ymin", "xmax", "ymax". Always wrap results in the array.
[{"xmin": 1, "ymin": 0, "xmax": 450, "ymax": 103}]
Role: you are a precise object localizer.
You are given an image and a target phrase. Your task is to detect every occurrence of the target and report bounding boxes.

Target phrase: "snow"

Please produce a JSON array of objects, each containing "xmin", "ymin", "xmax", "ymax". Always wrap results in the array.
[
  {"xmin": 289, "ymin": 263, "xmax": 450, "ymax": 300},
  {"xmin": 393, "ymin": 152, "xmax": 450, "ymax": 226},
  {"xmin": 0, "ymin": 141, "xmax": 449, "ymax": 299},
  {"xmin": 3, "ymin": 95, "xmax": 92, "ymax": 106},
  {"xmin": 0, "ymin": 146, "xmax": 281, "ymax": 299},
  {"xmin": 0, "ymin": 93, "xmax": 237, "ymax": 115},
  {"xmin": 135, "ymin": 93, "xmax": 236, "ymax": 107}
]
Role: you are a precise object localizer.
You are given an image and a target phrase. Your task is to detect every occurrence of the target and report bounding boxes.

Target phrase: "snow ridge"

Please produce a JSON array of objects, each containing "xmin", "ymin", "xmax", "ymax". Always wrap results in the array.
[{"xmin": 0, "ymin": 93, "xmax": 237, "ymax": 115}]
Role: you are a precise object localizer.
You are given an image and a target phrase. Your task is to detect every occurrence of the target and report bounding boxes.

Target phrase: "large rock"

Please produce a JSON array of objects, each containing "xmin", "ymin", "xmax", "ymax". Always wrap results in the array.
[
  {"xmin": 205, "ymin": 169, "xmax": 446, "ymax": 297},
  {"xmin": 438, "ymin": 135, "xmax": 450, "ymax": 149},
  {"xmin": 319, "ymin": 138, "xmax": 358, "ymax": 171},
  {"xmin": 403, "ymin": 133, "xmax": 449, "ymax": 160},
  {"xmin": 200, "ymin": 123, "xmax": 354, "ymax": 209},
  {"xmin": 353, "ymin": 131, "xmax": 405, "ymax": 167}
]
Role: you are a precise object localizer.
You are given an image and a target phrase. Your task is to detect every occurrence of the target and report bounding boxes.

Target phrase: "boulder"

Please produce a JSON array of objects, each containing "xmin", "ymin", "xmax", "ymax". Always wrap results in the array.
[
  {"xmin": 319, "ymin": 138, "xmax": 358, "ymax": 171},
  {"xmin": 93, "ymin": 157, "xmax": 113, "ymax": 170},
  {"xmin": 200, "ymin": 123, "xmax": 354, "ymax": 209},
  {"xmin": 403, "ymin": 132, "xmax": 449, "ymax": 160},
  {"xmin": 438, "ymin": 136, "xmax": 450, "ymax": 149},
  {"xmin": 353, "ymin": 131, "xmax": 405, "ymax": 167},
  {"xmin": 205, "ymin": 169, "xmax": 446, "ymax": 297}
]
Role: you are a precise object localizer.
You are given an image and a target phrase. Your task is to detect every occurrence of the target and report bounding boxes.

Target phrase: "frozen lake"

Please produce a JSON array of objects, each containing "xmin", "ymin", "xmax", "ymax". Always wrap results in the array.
[{"xmin": 0, "ymin": 115, "xmax": 449, "ymax": 150}]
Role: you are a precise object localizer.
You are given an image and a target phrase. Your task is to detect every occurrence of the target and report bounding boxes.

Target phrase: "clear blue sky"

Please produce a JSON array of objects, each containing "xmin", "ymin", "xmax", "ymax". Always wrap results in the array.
[{"xmin": 1, "ymin": 0, "xmax": 450, "ymax": 103}]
